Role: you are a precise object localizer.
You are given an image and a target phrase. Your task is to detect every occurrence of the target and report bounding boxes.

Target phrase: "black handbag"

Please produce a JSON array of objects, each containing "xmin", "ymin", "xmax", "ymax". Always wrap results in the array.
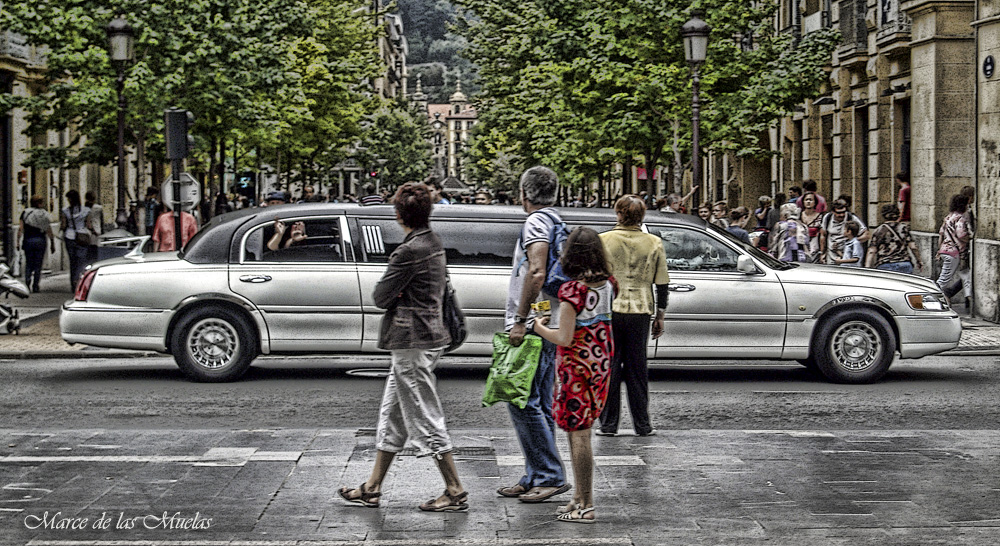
[{"xmin": 442, "ymin": 277, "xmax": 467, "ymax": 353}]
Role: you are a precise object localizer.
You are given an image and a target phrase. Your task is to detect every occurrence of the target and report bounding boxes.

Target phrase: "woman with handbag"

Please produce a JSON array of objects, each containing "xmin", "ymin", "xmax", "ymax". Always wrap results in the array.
[
  {"xmin": 18, "ymin": 196, "xmax": 55, "ymax": 293},
  {"xmin": 59, "ymin": 189, "xmax": 93, "ymax": 291},
  {"xmin": 338, "ymin": 182, "xmax": 468, "ymax": 513},
  {"xmin": 936, "ymin": 194, "xmax": 972, "ymax": 311}
]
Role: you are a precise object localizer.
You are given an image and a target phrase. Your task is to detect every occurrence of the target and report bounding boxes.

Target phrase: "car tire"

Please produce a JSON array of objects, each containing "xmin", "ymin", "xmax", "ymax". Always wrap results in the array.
[
  {"xmin": 813, "ymin": 308, "xmax": 896, "ymax": 384},
  {"xmin": 170, "ymin": 304, "xmax": 258, "ymax": 382}
]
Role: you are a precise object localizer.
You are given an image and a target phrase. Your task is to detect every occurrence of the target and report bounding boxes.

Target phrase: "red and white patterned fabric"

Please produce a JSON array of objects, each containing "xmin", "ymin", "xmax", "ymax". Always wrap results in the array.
[{"xmin": 553, "ymin": 279, "xmax": 615, "ymax": 432}]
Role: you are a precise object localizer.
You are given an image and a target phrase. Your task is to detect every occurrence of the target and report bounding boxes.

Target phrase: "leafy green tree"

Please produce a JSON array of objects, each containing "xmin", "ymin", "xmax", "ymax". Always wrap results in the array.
[
  {"xmin": 454, "ymin": 0, "xmax": 840, "ymax": 198},
  {"xmin": 1, "ymin": 0, "xmax": 381, "ymax": 199},
  {"xmin": 360, "ymin": 101, "xmax": 433, "ymax": 188}
]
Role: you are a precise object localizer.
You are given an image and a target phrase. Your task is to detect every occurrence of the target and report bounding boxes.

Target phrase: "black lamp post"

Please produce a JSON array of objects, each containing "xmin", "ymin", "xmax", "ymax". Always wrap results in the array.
[
  {"xmin": 682, "ymin": 12, "xmax": 710, "ymax": 209},
  {"xmin": 107, "ymin": 15, "xmax": 135, "ymax": 228}
]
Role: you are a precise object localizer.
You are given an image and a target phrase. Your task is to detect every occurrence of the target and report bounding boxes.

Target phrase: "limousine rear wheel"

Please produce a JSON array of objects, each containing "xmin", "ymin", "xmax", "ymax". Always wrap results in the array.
[
  {"xmin": 171, "ymin": 304, "xmax": 258, "ymax": 382},
  {"xmin": 814, "ymin": 309, "xmax": 896, "ymax": 384}
]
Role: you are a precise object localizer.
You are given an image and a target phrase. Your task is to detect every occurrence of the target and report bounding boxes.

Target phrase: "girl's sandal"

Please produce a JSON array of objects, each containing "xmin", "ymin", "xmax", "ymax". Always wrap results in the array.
[
  {"xmin": 338, "ymin": 483, "xmax": 381, "ymax": 508},
  {"xmin": 556, "ymin": 500, "xmax": 580, "ymax": 515},
  {"xmin": 557, "ymin": 506, "xmax": 596, "ymax": 524},
  {"xmin": 419, "ymin": 490, "xmax": 469, "ymax": 512}
]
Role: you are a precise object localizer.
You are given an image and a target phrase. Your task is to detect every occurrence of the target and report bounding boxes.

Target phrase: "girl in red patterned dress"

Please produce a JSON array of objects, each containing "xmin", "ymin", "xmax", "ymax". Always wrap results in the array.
[{"xmin": 533, "ymin": 227, "xmax": 615, "ymax": 524}]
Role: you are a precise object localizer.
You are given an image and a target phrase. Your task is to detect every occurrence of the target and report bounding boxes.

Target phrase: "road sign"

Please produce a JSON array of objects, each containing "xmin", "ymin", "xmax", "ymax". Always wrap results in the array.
[{"xmin": 160, "ymin": 173, "xmax": 200, "ymax": 212}]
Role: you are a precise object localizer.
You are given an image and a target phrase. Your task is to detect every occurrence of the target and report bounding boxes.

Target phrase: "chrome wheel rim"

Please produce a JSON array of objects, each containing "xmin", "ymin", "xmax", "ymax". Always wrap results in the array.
[
  {"xmin": 186, "ymin": 318, "xmax": 239, "ymax": 370},
  {"xmin": 831, "ymin": 320, "xmax": 881, "ymax": 372}
]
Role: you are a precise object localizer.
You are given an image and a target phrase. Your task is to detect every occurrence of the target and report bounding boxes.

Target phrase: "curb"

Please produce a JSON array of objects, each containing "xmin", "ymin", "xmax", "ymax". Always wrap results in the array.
[
  {"xmin": 18, "ymin": 308, "xmax": 59, "ymax": 329},
  {"xmin": 940, "ymin": 349, "xmax": 1000, "ymax": 357}
]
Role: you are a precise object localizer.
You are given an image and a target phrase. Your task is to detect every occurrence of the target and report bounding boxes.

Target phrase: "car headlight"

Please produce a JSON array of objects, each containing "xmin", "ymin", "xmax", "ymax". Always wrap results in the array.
[{"xmin": 906, "ymin": 293, "xmax": 950, "ymax": 311}]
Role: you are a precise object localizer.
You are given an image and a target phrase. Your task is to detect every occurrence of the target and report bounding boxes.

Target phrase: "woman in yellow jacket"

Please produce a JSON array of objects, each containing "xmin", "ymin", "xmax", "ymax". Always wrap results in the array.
[{"xmin": 597, "ymin": 195, "xmax": 671, "ymax": 436}]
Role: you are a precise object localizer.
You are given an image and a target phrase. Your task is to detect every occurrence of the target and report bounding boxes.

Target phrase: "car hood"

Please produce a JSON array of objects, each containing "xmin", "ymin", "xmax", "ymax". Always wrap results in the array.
[
  {"xmin": 91, "ymin": 251, "xmax": 182, "ymax": 270},
  {"xmin": 775, "ymin": 262, "xmax": 941, "ymax": 293}
]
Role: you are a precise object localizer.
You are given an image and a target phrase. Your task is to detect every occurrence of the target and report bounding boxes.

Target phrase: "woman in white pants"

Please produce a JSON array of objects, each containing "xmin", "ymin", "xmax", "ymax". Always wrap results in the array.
[{"xmin": 338, "ymin": 182, "xmax": 467, "ymax": 512}]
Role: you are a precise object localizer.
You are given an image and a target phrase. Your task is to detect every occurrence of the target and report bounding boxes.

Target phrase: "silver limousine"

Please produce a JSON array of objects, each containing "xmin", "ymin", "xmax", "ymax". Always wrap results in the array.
[{"xmin": 61, "ymin": 204, "xmax": 961, "ymax": 383}]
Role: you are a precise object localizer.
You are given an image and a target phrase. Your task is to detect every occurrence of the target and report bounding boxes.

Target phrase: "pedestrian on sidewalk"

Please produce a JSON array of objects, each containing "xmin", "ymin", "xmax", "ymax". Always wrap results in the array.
[
  {"xmin": 936, "ymin": 193, "xmax": 971, "ymax": 310},
  {"xmin": 497, "ymin": 166, "xmax": 571, "ymax": 504},
  {"xmin": 18, "ymin": 196, "xmax": 55, "ymax": 293},
  {"xmin": 338, "ymin": 182, "xmax": 467, "ymax": 513},
  {"xmin": 59, "ymin": 189, "xmax": 93, "ymax": 291},
  {"xmin": 532, "ymin": 227, "xmax": 616, "ymax": 524},
  {"xmin": 84, "ymin": 191, "xmax": 104, "ymax": 265},
  {"xmin": 596, "ymin": 195, "xmax": 669, "ymax": 437},
  {"xmin": 151, "ymin": 206, "xmax": 198, "ymax": 252},
  {"xmin": 865, "ymin": 204, "xmax": 923, "ymax": 273}
]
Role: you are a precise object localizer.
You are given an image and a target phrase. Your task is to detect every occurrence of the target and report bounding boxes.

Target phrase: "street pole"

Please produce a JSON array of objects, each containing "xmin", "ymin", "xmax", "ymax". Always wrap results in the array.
[
  {"xmin": 107, "ymin": 15, "xmax": 134, "ymax": 228},
  {"xmin": 691, "ymin": 64, "xmax": 702, "ymax": 208},
  {"xmin": 682, "ymin": 12, "xmax": 710, "ymax": 210},
  {"xmin": 115, "ymin": 70, "xmax": 127, "ymax": 227},
  {"xmin": 173, "ymin": 158, "xmax": 182, "ymax": 252}
]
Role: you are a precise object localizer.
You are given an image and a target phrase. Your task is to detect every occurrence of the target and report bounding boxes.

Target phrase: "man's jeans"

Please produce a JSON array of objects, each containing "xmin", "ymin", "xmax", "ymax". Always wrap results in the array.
[{"xmin": 507, "ymin": 339, "xmax": 565, "ymax": 488}]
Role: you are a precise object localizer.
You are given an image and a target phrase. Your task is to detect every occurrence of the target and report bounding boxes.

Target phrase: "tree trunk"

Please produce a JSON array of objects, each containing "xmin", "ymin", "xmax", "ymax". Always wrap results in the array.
[
  {"xmin": 134, "ymin": 129, "xmax": 147, "ymax": 202},
  {"xmin": 644, "ymin": 143, "xmax": 663, "ymax": 207},
  {"xmin": 672, "ymin": 119, "xmax": 684, "ymax": 194},
  {"xmin": 218, "ymin": 133, "xmax": 227, "ymax": 198},
  {"xmin": 208, "ymin": 135, "xmax": 217, "ymax": 210},
  {"xmin": 623, "ymin": 157, "xmax": 632, "ymax": 196}
]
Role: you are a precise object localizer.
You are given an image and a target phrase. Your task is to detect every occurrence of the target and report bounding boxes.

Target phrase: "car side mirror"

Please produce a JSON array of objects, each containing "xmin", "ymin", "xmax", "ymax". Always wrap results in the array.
[{"xmin": 737, "ymin": 255, "xmax": 756, "ymax": 274}]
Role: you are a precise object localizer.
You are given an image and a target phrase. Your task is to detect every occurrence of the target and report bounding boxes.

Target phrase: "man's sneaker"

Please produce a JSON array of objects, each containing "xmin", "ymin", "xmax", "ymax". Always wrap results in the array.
[
  {"xmin": 636, "ymin": 429, "xmax": 657, "ymax": 437},
  {"xmin": 595, "ymin": 430, "xmax": 616, "ymax": 437}
]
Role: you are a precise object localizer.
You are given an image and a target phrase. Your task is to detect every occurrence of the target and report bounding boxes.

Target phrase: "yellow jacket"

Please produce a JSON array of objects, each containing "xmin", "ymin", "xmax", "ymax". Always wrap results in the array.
[{"xmin": 599, "ymin": 226, "xmax": 670, "ymax": 315}]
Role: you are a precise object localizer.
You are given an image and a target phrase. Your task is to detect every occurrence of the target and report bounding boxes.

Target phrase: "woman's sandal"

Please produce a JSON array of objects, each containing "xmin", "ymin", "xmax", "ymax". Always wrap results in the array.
[
  {"xmin": 418, "ymin": 490, "xmax": 469, "ymax": 512},
  {"xmin": 556, "ymin": 506, "xmax": 596, "ymax": 524},
  {"xmin": 338, "ymin": 483, "xmax": 381, "ymax": 508}
]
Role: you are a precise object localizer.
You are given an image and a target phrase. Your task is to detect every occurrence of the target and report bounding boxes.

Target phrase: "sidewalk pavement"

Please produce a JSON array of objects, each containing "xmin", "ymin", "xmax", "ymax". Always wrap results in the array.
[
  {"xmin": 3, "ymin": 271, "xmax": 1000, "ymax": 359},
  {"xmin": 1, "ymin": 427, "xmax": 999, "ymax": 545}
]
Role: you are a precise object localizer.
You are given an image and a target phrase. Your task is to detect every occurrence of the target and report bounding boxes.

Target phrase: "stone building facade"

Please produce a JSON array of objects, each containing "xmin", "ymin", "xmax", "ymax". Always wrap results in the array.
[
  {"xmin": 1, "ymin": 30, "xmax": 118, "ymax": 274},
  {"xmin": 769, "ymin": 0, "xmax": 1000, "ymax": 321},
  {"xmin": 973, "ymin": 0, "xmax": 1000, "ymax": 321}
]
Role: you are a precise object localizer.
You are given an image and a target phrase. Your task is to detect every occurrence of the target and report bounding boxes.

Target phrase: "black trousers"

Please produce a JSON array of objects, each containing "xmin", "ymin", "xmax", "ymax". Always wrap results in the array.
[{"xmin": 599, "ymin": 312, "xmax": 652, "ymax": 434}]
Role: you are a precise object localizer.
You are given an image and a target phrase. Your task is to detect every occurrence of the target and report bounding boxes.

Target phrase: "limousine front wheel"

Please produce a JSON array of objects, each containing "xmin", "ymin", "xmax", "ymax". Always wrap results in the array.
[
  {"xmin": 171, "ymin": 304, "xmax": 258, "ymax": 382},
  {"xmin": 814, "ymin": 309, "xmax": 896, "ymax": 384}
]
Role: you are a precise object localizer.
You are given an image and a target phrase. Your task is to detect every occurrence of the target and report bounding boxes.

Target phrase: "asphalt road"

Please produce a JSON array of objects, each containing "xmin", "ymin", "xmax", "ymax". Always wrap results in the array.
[{"xmin": 1, "ymin": 354, "xmax": 997, "ymax": 430}]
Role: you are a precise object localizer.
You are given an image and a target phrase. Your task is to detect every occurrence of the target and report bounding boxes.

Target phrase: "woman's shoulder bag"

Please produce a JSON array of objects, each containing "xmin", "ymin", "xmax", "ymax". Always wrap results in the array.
[{"xmin": 442, "ymin": 276, "xmax": 467, "ymax": 353}]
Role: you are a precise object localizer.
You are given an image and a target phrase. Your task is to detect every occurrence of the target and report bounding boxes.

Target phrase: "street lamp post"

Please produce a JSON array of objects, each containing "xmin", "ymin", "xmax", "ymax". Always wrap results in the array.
[
  {"xmin": 682, "ymin": 12, "xmax": 710, "ymax": 209},
  {"xmin": 107, "ymin": 15, "xmax": 135, "ymax": 228}
]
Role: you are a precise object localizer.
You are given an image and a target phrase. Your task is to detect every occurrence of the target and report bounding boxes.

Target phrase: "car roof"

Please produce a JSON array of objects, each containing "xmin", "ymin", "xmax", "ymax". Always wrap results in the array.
[{"xmin": 182, "ymin": 203, "xmax": 707, "ymax": 263}]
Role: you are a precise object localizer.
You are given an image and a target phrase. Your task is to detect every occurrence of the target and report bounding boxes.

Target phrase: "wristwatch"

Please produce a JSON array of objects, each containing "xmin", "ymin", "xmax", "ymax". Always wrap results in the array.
[{"xmin": 514, "ymin": 315, "xmax": 528, "ymax": 325}]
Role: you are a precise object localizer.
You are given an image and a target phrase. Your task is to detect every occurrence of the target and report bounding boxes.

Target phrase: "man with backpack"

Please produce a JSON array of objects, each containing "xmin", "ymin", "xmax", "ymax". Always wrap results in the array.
[{"xmin": 498, "ymin": 166, "xmax": 571, "ymax": 504}]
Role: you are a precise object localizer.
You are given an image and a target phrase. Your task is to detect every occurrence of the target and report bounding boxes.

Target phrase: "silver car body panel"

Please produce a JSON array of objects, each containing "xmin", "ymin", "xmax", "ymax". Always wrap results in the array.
[{"xmin": 60, "ymin": 205, "xmax": 962, "ymax": 370}]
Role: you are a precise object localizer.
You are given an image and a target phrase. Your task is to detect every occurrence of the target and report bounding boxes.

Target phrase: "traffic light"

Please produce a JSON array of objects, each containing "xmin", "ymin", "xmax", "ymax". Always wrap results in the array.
[
  {"xmin": 164, "ymin": 107, "xmax": 195, "ymax": 160},
  {"xmin": 369, "ymin": 170, "xmax": 378, "ymax": 179}
]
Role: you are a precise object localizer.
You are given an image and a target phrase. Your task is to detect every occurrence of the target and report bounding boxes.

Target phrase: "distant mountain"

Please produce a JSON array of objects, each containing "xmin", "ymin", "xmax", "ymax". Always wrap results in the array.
[{"xmin": 398, "ymin": 0, "xmax": 479, "ymax": 104}]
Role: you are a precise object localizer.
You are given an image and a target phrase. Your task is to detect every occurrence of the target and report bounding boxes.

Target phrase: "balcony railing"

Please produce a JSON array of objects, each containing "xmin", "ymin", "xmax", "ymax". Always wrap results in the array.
[{"xmin": 876, "ymin": 13, "xmax": 912, "ymax": 44}]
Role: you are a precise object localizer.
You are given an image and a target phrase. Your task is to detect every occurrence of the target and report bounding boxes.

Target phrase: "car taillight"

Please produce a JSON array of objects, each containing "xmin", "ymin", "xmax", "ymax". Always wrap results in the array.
[{"xmin": 74, "ymin": 269, "xmax": 98, "ymax": 301}]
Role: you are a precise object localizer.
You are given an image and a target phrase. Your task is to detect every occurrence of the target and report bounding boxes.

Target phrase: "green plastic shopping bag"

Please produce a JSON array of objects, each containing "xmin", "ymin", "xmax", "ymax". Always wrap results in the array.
[{"xmin": 482, "ymin": 332, "xmax": 543, "ymax": 409}]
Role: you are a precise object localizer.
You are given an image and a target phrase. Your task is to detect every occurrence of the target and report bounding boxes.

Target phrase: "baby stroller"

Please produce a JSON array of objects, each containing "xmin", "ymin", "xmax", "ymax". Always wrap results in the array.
[{"xmin": 0, "ymin": 262, "xmax": 30, "ymax": 334}]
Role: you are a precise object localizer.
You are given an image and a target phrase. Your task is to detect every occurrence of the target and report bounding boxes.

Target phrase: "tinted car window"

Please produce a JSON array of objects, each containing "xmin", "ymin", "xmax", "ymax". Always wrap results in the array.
[
  {"xmin": 435, "ymin": 220, "xmax": 522, "ymax": 266},
  {"xmin": 357, "ymin": 219, "xmax": 523, "ymax": 266},
  {"xmin": 244, "ymin": 218, "xmax": 345, "ymax": 262},
  {"xmin": 646, "ymin": 225, "xmax": 739, "ymax": 272}
]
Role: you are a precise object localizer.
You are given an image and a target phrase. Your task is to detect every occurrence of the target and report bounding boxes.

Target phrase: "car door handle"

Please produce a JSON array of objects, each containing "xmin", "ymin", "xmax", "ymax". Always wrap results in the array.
[
  {"xmin": 239, "ymin": 275, "xmax": 272, "ymax": 283},
  {"xmin": 667, "ymin": 283, "xmax": 696, "ymax": 292}
]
